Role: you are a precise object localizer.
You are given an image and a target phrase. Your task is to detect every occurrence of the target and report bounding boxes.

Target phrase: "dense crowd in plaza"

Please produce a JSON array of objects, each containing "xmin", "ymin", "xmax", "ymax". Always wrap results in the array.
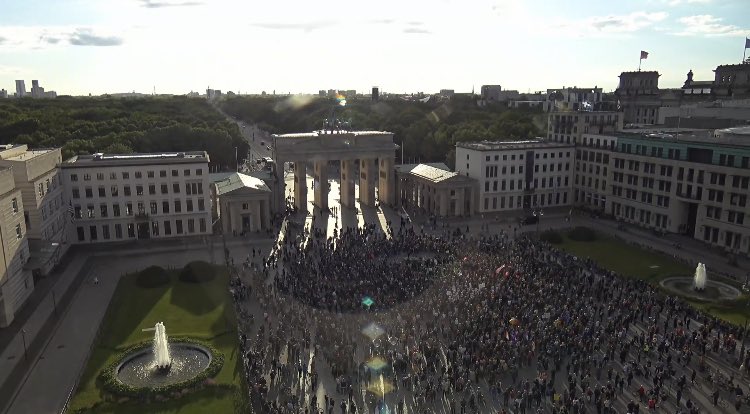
[{"xmin": 228, "ymin": 218, "xmax": 750, "ymax": 413}]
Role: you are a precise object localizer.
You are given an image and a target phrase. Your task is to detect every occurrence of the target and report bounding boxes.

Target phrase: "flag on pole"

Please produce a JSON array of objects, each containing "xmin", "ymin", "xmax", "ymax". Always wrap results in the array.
[
  {"xmin": 640, "ymin": 50, "xmax": 649, "ymax": 59},
  {"xmin": 745, "ymin": 38, "xmax": 750, "ymax": 49}
]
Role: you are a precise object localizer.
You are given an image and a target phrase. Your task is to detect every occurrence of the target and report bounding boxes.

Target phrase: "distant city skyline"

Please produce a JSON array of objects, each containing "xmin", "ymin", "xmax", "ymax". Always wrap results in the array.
[{"xmin": 1, "ymin": 0, "xmax": 749, "ymax": 96}]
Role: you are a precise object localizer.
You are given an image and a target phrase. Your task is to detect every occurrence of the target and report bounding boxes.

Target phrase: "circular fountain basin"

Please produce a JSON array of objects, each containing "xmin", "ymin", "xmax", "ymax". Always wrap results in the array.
[
  {"xmin": 115, "ymin": 343, "xmax": 212, "ymax": 388},
  {"xmin": 660, "ymin": 277, "xmax": 741, "ymax": 302}
]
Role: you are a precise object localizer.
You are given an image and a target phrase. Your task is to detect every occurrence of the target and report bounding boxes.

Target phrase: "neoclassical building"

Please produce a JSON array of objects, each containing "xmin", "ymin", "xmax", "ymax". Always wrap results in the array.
[
  {"xmin": 394, "ymin": 163, "xmax": 477, "ymax": 216},
  {"xmin": 211, "ymin": 172, "xmax": 272, "ymax": 236}
]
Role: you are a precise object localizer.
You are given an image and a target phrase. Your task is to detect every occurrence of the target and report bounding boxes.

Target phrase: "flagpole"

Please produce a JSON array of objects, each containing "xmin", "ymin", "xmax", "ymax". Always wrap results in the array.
[{"xmin": 639, "ymin": 58, "xmax": 642, "ymax": 72}]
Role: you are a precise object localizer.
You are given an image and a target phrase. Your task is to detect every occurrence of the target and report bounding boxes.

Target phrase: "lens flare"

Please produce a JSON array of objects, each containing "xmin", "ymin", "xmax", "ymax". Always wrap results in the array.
[
  {"xmin": 361, "ymin": 322, "xmax": 385, "ymax": 341},
  {"xmin": 336, "ymin": 93, "xmax": 347, "ymax": 106}
]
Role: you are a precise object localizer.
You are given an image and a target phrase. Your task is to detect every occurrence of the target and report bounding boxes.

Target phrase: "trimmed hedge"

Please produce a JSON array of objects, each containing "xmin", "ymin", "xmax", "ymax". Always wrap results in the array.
[
  {"xmin": 540, "ymin": 230, "xmax": 563, "ymax": 244},
  {"xmin": 135, "ymin": 266, "xmax": 170, "ymax": 288},
  {"xmin": 97, "ymin": 337, "xmax": 224, "ymax": 402},
  {"xmin": 178, "ymin": 261, "xmax": 216, "ymax": 283},
  {"xmin": 568, "ymin": 226, "xmax": 597, "ymax": 242}
]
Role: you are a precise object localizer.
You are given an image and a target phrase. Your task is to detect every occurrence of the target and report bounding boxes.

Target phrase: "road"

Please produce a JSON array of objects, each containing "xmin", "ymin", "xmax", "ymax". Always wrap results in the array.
[{"xmin": 212, "ymin": 103, "xmax": 273, "ymax": 171}]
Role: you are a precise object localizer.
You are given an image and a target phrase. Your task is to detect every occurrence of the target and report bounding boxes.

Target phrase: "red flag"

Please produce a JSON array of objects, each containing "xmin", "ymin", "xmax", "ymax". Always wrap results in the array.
[{"xmin": 640, "ymin": 50, "xmax": 649, "ymax": 60}]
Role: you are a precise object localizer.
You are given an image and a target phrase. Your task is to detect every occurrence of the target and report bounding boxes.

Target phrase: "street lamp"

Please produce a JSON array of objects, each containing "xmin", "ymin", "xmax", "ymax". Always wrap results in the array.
[
  {"xmin": 21, "ymin": 328, "xmax": 28, "ymax": 361},
  {"xmin": 533, "ymin": 207, "xmax": 544, "ymax": 235}
]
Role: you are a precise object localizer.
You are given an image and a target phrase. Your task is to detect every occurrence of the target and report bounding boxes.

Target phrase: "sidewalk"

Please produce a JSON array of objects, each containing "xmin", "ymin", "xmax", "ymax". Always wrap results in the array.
[{"xmin": 0, "ymin": 236, "xmax": 270, "ymax": 414}]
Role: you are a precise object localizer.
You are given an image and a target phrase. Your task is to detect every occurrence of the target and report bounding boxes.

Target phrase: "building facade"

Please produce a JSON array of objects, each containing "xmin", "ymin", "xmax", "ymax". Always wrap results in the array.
[
  {"xmin": 60, "ymin": 152, "xmax": 212, "ymax": 244},
  {"xmin": 609, "ymin": 128, "xmax": 750, "ymax": 255},
  {"xmin": 0, "ymin": 145, "xmax": 66, "ymax": 275},
  {"xmin": 0, "ymin": 168, "xmax": 32, "ymax": 327},
  {"xmin": 394, "ymin": 163, "xmax": 476, "ymax": 216},
  {"xmin": 456, "ymin": 140, "xmax": 575, "ymax": 213},
  {"xmin": 211, "ymin": 172, "xmax": 272, "ymax": 236}
]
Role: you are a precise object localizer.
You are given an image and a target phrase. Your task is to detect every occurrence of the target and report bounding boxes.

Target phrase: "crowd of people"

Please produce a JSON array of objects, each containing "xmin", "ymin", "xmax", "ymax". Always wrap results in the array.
[{"xmin": 227, "ymin": 215, "xmax": 750, "ymax": 413}]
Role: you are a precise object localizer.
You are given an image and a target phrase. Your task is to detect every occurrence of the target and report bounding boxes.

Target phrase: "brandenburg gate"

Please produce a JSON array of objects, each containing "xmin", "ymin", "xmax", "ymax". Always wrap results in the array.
[{"xmin": 271, "ymin": 129, "xmax": 398, "ymax": 212}]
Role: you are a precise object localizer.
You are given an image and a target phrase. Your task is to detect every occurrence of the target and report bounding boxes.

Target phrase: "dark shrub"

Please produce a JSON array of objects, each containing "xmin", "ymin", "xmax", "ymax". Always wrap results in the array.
[
  {"xmin": 568, "ymin": 226, "xmax": 597, "ymax": 242},
  {"xmin": 540, "ymin": 230, "xmax": 563, "ymax": 244},
  {"xmin": 179, "ymin": 261, "xmax": 215, "ymax": 283},
  {"xmin": 135, "ymin": 266, "xmax": 170, "ymax": 288}
]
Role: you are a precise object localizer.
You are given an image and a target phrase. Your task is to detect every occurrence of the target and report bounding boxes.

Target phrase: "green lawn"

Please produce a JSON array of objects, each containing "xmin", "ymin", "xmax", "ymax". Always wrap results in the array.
[
  {"xmin": 69, "ymin": 264, "xmax": 245, "ymax": 413},
  {"xmin": 555, "ymin": 232, "xmax": 750, "ymax": 326}
]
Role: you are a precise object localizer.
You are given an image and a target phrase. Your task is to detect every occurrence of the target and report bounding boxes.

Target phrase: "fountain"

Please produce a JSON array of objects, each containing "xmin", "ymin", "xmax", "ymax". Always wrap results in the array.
[
  {"xmin": 694, "ymin": 263, "xmax": 707, "ymax": 291},
  {"xmin": 112, "ymin": 322, "xmax": 214, "ymax": 389},
  {"xmin": 152, "ymin": 322, "xmax": 171, "ymax": 371}
]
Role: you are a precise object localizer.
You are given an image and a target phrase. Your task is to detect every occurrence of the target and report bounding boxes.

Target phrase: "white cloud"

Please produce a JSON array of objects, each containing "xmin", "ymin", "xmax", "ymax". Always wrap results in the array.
[
  {"xmin": 0, "ymin": 26, "xmax": 125, "ymax": 50},
  {"xmin": 550, "ymin": 11, "xmax": 669, "ymax": 37},
  {"xmin": 666, "ymin": 0, "xmax": 711, "ymax": 6},
  {"xmin": 673, "ymin": 14, "xmax": 748, "ymax": 36}
]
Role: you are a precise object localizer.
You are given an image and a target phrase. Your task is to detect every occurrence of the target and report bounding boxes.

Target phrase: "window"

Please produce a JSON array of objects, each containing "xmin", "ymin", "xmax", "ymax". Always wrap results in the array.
[
  {"xmin": 15, "ymin": 224, "xmax": 22, "ymax": 239},
  {"xmin": 184, "ymin": 169, "xmax": 191, "ymax": 177},
  {"xmin": 83, "ymin": 173, "xmax": 91, "ymax": 181},
  {"xmin": 122, "ymin": 172, "xmax": 130, "ymax": 179},
  {"xmin": 115, "ymin": 224, "xmax": 123, "ymax": 239},
  {"xmin": 87, "ymin": 205, "xmax": 95, "ymax": 218},
  {"xmin": 110, "ymin": 172, "xmax": 117, "ymax": 179},
  {"xmin": 147, "ymin": 171, "xmax": 155, "ymax": 178},
  {"xmin": 137, "ymin": 202, "xmax": 145, "ymax": 215},
  {"xmin": 162, "ymin": 201, "xmax": 170, "ymax": 213},
  {"xmin": 172, "ymin": 169, "xmax": 178, "ymax": 177},
  {"xmin": 96, "ymin": 173, "xmax": 104, "ymax": 180},
  {"xmin": 197, "ymin": 183, "xmax": 203, "ymax": 194},
  {"xmin": 136, "ymin": 185, "xmax": 143, "ymax": 196},
  {"xmin": 161, "ymin": 184, "xmax": 168, "ymax": 194},
  {"xmin": 187, "ymin": 199, "xmax": 194, "ymax": 212},
  {"xmin": 135, "ymin": 171, "xmax": 142, "ymax": 179},
  {"xmin": 176, "ymin": 220, "xmax": 183, "ymax": 234},
  {"xmin": 188, "ymin": 219, "xmax": 195, "ymax": 233},
  {"xmin": 151, "ymin": 221, "xmax": 160, "ymax": 236},
  {"xmin": 76, "ymin": 226, "xmax": 86, "ymax": 241},
  {"xmin": 124, "ymin": 185, "xmax": 131, "ymax": 196},
  {"xmin": 127, "ymin": 223, "xmax": 135, "ymax": 238},
  {"xmin": 164, "ymin": 220, "xmax": 172, "ymax": 235},
  {"xmin": 186, "ymin": 183, "xmax": 192, "ymax": 195},
  {"xmin": 160, "ymin": 170, "xmax": 167, "ymax": 177},
  {"xmin": 12, "ymin": 198, "xmax": 18, "ymax": 213},
  {"xmin": 196, "ymin": 169, "xmax": 203, "ymax": 176},
  {"xmin": 148, "ymin": 184, "xmax": 156, "ymax": 195},
  {"xmin": 71, "ymin": 174, "xmax": 78, "ymax": 182},
  {"xmin": 72, "ymin": 188, "xmax": 80, "ymax": 199},
  {"xmin": 111, "ymin": 185, "xmax": 118, "ymax": 196},
  {"xmin": 85, "ymin": 187, "xmax": 93, "ymax": 198},
  {"xmin": 150, "ymin": 202, "xmax": 158, "ymax": 214},
  {"xmin": 113, "ymin": 204, "xmax": 120, "ymax": 217},
  {"xmin": 89, "ymin": 226, "xmax": 97, "ymax": 241},
  {"xmin": 103, "ymin": 225, "xmax": 110, "ymax": 240},
  {"xmin": 174, "ymin": 200, "xmax": 182, "ymax": 213},
  {"xmin": 198, "ymin": 199, "xmax": 205, "ymax": 211},
  {"xmin": 126, "ymin": 203, "xmax": 133, "ymax": 216},
  {"xmin": 98, "ymin": 187, "xmax": 106, "ymax": 197},
  {"xmin": 173, "ymin": 183, "xmax": 180, "ymax": 193},
  {"xmin": 100, "ymin": 204, "xmax": 108, "ymax": 217},
  {"xmin": 74, "ymin": 205, "xmax": 82, "ymax": 219},
  {"xmin": 199, "ymin": 218, "xmax": 206, "ymax": 232}
]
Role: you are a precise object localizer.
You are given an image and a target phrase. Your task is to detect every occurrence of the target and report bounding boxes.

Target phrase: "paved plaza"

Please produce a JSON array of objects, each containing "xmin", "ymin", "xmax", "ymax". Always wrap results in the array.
[{"xmin": 0, "ymin": 164, "xmax": 749, "ymax": 414}]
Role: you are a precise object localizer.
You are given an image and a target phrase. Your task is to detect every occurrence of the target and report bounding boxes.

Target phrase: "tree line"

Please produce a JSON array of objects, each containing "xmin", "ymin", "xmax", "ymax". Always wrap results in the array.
[
  {"xmin": 220, "ymin": 95, "xmax": 543, "ymax": 168},
  {"xmin": 0, "ymin": 96, "xmax": 249, "ymax": 170}
]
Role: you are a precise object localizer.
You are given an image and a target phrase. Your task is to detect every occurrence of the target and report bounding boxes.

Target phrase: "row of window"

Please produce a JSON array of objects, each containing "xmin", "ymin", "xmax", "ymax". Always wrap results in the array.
[
  {"xmin": 72, "ymin": 198, "xmax": 206, "ymax": 219},
  {"xmin": 70, "ymin": 168, "xmax": 204, "ymax": 182},
  {"xmin": 575, "ymin": 175, "xmax": 606, "ymax": 192},
  {"xmin": 482, "ymin": 192, "xmax": 569, "ymax": 211},
  {"xmin": 71, "ymin": 182, "xmax": 204, "ymax": 198},
  {"xmin": 483, "ymin": 176, "xmax": 570, "ymax": 193},
  {"xmin": 576, "ymin": 163, "xmax": 607, "ymax": 177},
  {"xmin": 76, "ymin": 218, "xmax": 207, "ymax": 241},
  {"xmin": 576, "ymin": 150, "xmax": 610, "ymax": 165},
  {"xmin": 37, "ymin": 175, "xmax": 60, "ymax": 198}
]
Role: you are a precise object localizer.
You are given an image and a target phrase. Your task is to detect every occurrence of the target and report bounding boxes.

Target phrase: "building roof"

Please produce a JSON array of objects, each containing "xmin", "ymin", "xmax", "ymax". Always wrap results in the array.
[
  {"xmin": 61, "ymin": 151, "xmax": 209, "ymax": 168},
  {"xmin": 0, "ymin": 148, "xmax": 56, "ymax": 162},
  {"xmin": 457, "ymin": 139, "xmax": 573, "ymax": 151},
  {"xmin": 213, "ymin": 172, "xmax": 271, "ymax": 196},
  {"xmin": 395, "ymin": 163, "xmax": 474, "ymax": 185},
  {"xmin": 684, "ymin": 80, "xmax": 713, "ymax": 87},
  {"xmin": 717, "ymin": 126, "xmax": 750, "ymax": 136}
]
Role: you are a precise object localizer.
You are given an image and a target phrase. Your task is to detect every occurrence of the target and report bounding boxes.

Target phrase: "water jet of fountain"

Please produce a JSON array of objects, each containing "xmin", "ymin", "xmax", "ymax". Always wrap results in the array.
[
  {"xmin": 153, "ymin": 322, "xmax": 171, "ymax": 371},
  {"xmin": 694, "ymin": 263, "xmax": 707, "ymax": 291}
]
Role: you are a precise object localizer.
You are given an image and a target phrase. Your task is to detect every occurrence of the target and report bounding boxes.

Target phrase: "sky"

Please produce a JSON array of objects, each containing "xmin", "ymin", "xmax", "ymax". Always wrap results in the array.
[{"xmin": 0, "ymin": 0, "xmax": 749, "ymax": 96}]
